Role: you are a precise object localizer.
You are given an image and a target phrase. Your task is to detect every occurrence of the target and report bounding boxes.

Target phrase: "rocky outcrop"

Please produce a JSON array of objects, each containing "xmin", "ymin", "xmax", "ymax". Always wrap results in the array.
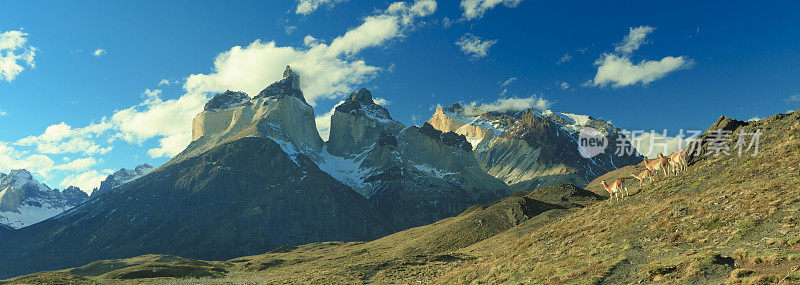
[
  {"xmin": 0, "ymin": 169, "xmax": 88, "ymax": 229},
  {"xmin": 322, "ymin": 88, "xmax": 510, "ymax": 230},
  {"xmin": 327, "ymin": 88, "xmax": 403, "ymax": 156},
  {"xmin": 253, "ymin": 66, "xmax": 306, "ymax": 104},
  {"xmin": 427, "ymin": 104, "xmax": 641, "ymax": 191},
  {"xmin": 418, "ymin": 122, "xmax": 472, "ymax": 152},
  {"xmin": 398, "ymin": 126, "xmax": 510, "ymax": 203},
  {"xmin": 91, "ymin": 164, "xmax": 154, "ymax": 198},
  {"xmin": 204, "ymin": 91, "xmax": 250, "ymax": 111},
  {"xmin": 178, "ymin": 66, "xmax": 323, "ymax": 164}
]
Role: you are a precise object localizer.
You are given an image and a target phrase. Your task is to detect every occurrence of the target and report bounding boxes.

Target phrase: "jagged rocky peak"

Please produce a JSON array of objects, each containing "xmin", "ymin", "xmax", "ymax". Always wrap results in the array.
[
  {"xmin": 445, "ymin": 102, "xmax": 462, "ymax": 112},
  {"xmin": 180, "ymin": 65, "xmax": 324, "ymax": 163},
  {"xmin": 327, "ymin": 88, "xmax": 402, "ymax": 156},
  {"xmin": 91, "ymin": 164, "xmax": 154, "ymax": 197},
  {"xmin": 0, "ymin": 169, "xmax": 88, "ymax": 229},
  {"xmin": 418, "ymin": 122, "xmax": 472, "ymax": 152},
  {"xmin": 60, "ymin": 186, "xmax": 88, "ymax": 205},
  {"xmin": 254, "ymin": 65, "xmax": 306, "ymax": 104},
  {"xmin": 335, "ymin": 88, "xmax": 393, "ymax": 121},
  {"xmin": 8, "ymin": 169, "xmax": 34, "ymax": 182},
  {"xmin": 204, "ymin": 90, "xmax": 250, "ymax": 111}
]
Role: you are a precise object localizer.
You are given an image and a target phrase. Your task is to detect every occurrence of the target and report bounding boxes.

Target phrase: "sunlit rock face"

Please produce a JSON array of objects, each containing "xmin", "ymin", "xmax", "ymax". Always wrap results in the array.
[
  {"xmin": 178, "ymin": 66, "xmax": 323, "ymax": 164},
  {"xmin": 327, "ymin": 88, "xmax": 403, "ymax": 157},
  {"xmin": 427, "ymin": 104, "xmax": 641, "ymax": 191}
]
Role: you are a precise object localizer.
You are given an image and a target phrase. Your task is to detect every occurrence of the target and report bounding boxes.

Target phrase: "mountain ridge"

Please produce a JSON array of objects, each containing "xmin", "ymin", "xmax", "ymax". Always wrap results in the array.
[{"xmin": 0, "ymin": 169, "xmax": 88, "ymax": 229}]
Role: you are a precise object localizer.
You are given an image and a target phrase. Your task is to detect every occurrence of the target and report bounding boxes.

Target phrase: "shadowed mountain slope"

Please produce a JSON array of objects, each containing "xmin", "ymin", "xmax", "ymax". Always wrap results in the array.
[{"xmin": 0, "ymin": 137, "xmax": 394, "ymax": 278}]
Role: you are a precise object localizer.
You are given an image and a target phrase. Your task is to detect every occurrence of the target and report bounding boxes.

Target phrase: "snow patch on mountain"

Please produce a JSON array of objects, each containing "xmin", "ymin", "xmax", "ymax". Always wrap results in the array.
[
  {"xmin": 0, "ymin": 202, "xmax": 71, "ymax": 229},
  {"xmin": 317, "ymin": 147, "xmax": 374, "ymax": 194},
  {"xmin": 0, "ymin": 169, "xmax": 87, "ymax": 229},
  {"xmin": 412, "ymin": 163, "xmax": 456, "ymax": 179}
]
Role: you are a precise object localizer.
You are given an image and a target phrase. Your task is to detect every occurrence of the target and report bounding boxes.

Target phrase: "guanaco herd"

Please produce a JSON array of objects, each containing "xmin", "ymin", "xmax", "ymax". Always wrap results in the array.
[{"xmin": 601, "ymin": 149, "xmax": 688, "ymax": 202}]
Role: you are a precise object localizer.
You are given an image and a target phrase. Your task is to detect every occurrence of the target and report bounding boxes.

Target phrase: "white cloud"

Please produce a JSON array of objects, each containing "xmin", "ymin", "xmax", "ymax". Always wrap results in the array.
[
  {"xmin": 615, "ymin": 26, "xmax": 654, "ymax": 54},
  {"xmin": 54, "ymin": 157, "xmax": 97, "ymax": 171},
  {"xmin": 15, "ymin": 121, "xmax": 113, "ymax": 155},
  {"xmin": 303, "ymin": 35, "xmax": 320, "ymax": 47},
  {"xmin": 185, "ymin": 1, "xmax": 435, "ymax": 106},
  {"xmin": 93, "ymin": 48, "xmax": 106, "ymax": 57},
  {"xmin": 59, "ymin": 170, "xmax": 107, "ymax": 194},
  {"xmin": 785, "ymin": 93, "xmax": 800, "ymax": 103},
  {"xmin": 7, "ymin": 0, "xmax": 437, "ymax": 166},
  {"xmin": 559, "ymin": 81, "xmax": 569, "ymax": 90},
  {"xmin": 0, "ymin": 142, "xmax": 55, "ymax": 178},
  {"xmin": 117, "ymin": 1, "xmax": 435, "ymax": 157},
  {"xmin": 110, "ymin": 89, "xmax": 206, "ymax": 158},
  {"xmin": 500, "ymin": 77, "xmax": 517, "ymax": 87},
  {"xmin": 373, "ymin": 97, "xmax": 391, "ymax": 106},
  {"xmin": 158, "ymin": 79, "xmax": 178, "ymax": 86},
  {"xmin": 590, "ymin": 26, "xmax": 692, "ymax": 88},
  {"xmin": 285, "ymin": 25, "xmax": 297, "ymax": 35},
  {"xmin": 296, "ymin": 0, "xmax": 347, "ymax": 15},
  {"xmin": 460, "ymin": 0, "xmax": 522, "ymax": 20},
  {"xmin": 0, "ymin": 30, "xmax": 37, "ymax": 82},
  {"xmin": 592, "ymin": 54, "xmax": 692, "ymax": 87},
  {"xmin": 747, "ymin": 116, "xmax": 761, "ymax": 122},
  {"xmin": 557, "ymin": 53, "xmax": 572, "ymax": 65},
  {"xmin": 455, "ymin": 33, "xmax": 497, "ymax": 59},
  {"xmin": 475, "ymin": 95, "xmax": 551, "ymax": 113}
]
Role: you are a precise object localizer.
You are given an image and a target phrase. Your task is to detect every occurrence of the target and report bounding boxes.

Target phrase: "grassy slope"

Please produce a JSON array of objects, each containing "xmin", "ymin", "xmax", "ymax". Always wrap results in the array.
[
  {"xmin": 4, "ymin": 111, "xmax": 800, "ymax": 284},
  {"xmin": 437, "ymin": 112, "xmax": 800, "ymax": 284}
]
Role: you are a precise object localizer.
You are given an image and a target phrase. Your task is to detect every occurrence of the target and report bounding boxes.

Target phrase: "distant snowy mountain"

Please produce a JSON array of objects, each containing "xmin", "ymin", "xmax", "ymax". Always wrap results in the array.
[
  {"xmin": 427, "ymin": 104, "xmax": 641, "ymax": 191},
  {"xmin": 0, "ymin": 169, "xmax": 87, "ymax": 229},
  {"xmin": 90, "ymin": 164, "xmax": 154, "ymax": 197}
]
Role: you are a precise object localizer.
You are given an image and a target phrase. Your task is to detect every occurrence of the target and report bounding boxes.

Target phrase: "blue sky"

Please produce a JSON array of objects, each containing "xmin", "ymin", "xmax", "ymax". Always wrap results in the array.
[{"xmin": 0, "ymin": 0, "xmax": 798, "ymax": 192}]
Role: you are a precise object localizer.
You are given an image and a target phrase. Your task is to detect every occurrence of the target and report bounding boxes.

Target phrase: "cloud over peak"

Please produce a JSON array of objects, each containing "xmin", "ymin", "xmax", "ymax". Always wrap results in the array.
[{"xmin": 474, "ymin": 95, "xmax": 552, "ymax": 113}]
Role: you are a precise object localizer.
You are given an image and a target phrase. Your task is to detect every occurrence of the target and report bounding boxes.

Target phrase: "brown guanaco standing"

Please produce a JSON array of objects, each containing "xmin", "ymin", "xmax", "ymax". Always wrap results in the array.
[
  {"xmin": 631, "ymin": 169, "xmax": 654, "ymax": 188},
  {"xmin": 601, "ymin": 177, "xmax": 627, "ymax": 201}
]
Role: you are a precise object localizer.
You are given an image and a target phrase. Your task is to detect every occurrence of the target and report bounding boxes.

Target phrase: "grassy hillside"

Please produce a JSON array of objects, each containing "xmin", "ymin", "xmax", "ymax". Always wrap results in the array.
[{"xmin": 4, "ymin": 111, "xmax": 800, "ymax": 284}]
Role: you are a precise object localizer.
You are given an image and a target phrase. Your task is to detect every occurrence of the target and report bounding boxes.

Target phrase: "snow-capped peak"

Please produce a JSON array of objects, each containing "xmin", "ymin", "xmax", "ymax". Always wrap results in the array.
[{"xmin": 0, "ymin": 169, "xmax": 88, "ymax": 229}]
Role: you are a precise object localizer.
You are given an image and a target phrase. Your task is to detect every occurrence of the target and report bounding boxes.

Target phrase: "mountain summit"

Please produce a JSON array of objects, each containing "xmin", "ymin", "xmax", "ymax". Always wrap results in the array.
[
  {"xmin": 176, "ymin": 66, "xmax": 323, "ymax": 163},
  {"xmin": 0, "ymin": 169, "xmax": 87, "ymax": 229},
  {"xmin": 427, "ymin": 104, "xmax": 640, "ymax": 190},
  {"xmin": 253, "ymin": 65, "xmax": 305, "ymax": 104}
]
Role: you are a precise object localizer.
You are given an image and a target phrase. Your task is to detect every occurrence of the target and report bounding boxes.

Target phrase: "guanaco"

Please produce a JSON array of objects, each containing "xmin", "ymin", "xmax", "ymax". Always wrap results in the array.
[
  {"xmin": 601, "ymin": 178, "xmax": 627, "ymax": 201},
  {"xmin": 631, "ymin": 169, "xmax": 654, "ymax": 188},
  {"xmin": 644, "ymin": 154, "xmax": 669, "ymax": 178},
  {"xmin": 667, "ymin": 150, "xmax": 687, "ymax": 174}
]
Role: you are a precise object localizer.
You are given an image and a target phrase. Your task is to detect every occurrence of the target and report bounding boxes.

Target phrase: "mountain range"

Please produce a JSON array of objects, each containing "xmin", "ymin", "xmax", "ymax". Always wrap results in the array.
[
  {"xmin": 0, "ymin": 169, "xmax": 87, "ymax": 229},
  {"xmin": 7, "ymin": 108, "xmax": 798, "ymax": 284},
  {"xmin": 0, "ymin": 66, "xmax": 640, "ymax": 278}
]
